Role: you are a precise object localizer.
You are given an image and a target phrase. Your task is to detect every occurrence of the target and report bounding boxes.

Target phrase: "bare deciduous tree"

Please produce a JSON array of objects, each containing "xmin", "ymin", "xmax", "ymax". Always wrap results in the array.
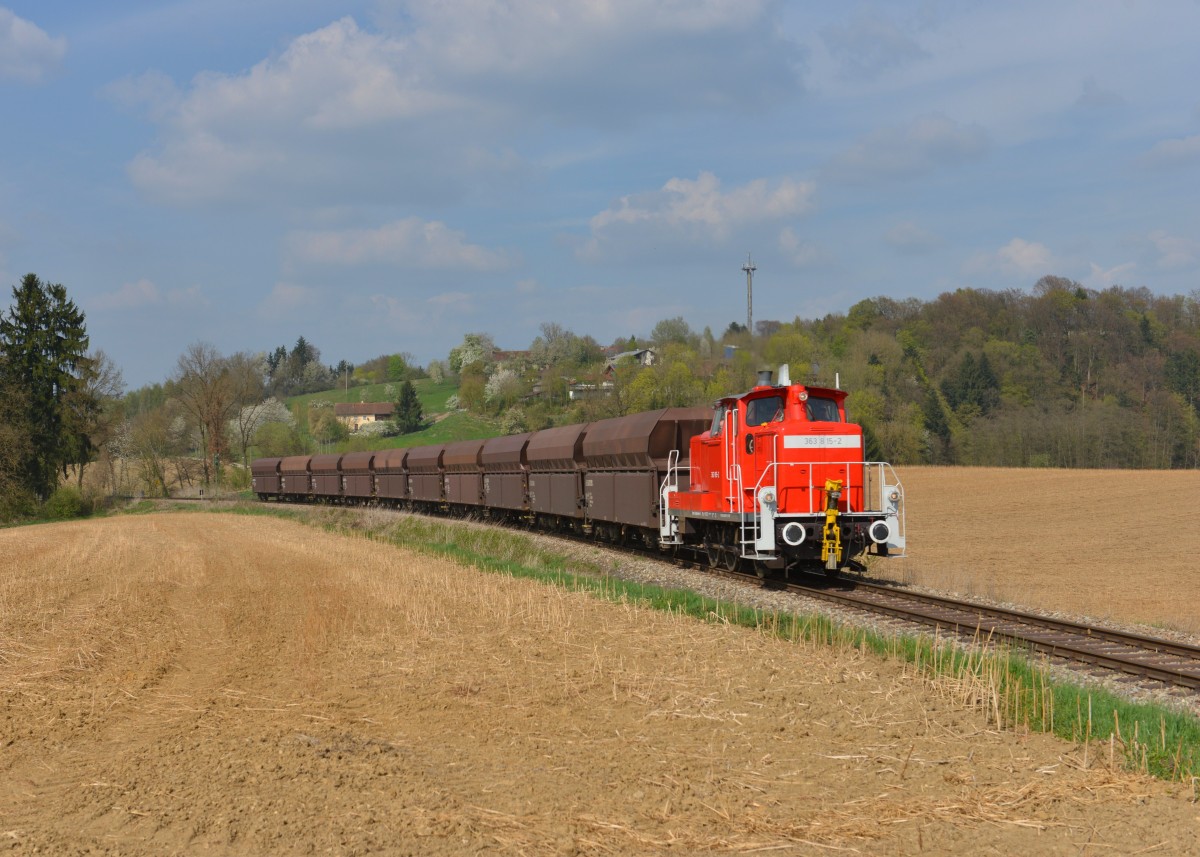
[
  {"xmin": 68, "ymin": 349, "xmax": 125, "ymax": 491},
  {"xmin": 225, "ymin": 352, "xmax": 270, "ymax": 468},
  {"xmin": 170, "ymin": 343, "xmax": 259, "ymax": 484}
]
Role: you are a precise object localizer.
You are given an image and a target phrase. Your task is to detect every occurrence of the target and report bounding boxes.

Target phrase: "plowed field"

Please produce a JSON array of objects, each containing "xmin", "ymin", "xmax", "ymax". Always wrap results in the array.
[
  {"xmin": 883, "ymin": 467, "xmax": 1200, "ymax": 633},
  {"xmin": 2, "ymin": 512, "xmax": 1198, "ymax": 855}
]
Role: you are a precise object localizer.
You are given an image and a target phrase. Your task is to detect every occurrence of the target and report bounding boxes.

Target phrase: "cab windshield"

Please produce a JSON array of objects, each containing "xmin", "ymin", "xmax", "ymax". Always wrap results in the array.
[
  {"xmin": 805, "ymin": 396, "xmax": 841, "ymax": 422},
  {"xmin": 745, "ymin": 395, "xmax": 784, "ymax": 427}
]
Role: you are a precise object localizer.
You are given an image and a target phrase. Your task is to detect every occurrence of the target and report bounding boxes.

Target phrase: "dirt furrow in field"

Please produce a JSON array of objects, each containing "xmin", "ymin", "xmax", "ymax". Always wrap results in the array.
[
  {"xmin": 1, "ymin": 513, "xmax": 1197, "ymax": 855},
  {"xmin": 886, "ymin": 467, "xmax": 1200, "ymax": 634}
]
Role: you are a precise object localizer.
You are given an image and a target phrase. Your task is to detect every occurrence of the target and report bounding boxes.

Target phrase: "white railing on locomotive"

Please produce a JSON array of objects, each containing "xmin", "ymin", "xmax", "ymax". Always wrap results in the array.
[
  {"xmin": 657, "ymin": 447, "xmax": 685, "ymax": 502},
  {"xmin": 658, "ymin": 449, "xmax": 683, "ymax": 542},
  {"xmin": 730, "ymin": 462, "xmax": 744, "ymax": 511},
  {"xmin": 748, "ymin": 458, "xmax": 904, "ymax": 516}
]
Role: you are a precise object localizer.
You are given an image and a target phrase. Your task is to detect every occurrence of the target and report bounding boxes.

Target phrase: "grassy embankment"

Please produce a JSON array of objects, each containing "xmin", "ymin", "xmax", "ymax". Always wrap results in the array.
[
  {"xmin": 287, "ymin": 378, "xmax": 501, "ymax": 451},
  {"xmin": 125, "ymin": 498, "xmax": 1200, "ymax": 784}
]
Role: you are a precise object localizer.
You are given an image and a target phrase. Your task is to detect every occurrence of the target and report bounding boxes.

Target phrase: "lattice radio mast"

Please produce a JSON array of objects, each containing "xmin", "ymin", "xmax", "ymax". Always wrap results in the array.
[{"xmin": 742, "ymin": 253, "xmax": 756, "ymax": 334}]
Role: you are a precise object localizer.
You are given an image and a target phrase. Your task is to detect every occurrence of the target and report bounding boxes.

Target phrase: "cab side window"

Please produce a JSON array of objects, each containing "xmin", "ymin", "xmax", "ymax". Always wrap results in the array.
[{"xmin": 709, "ymin": 408, "xmax": 724, "ymax": 437}]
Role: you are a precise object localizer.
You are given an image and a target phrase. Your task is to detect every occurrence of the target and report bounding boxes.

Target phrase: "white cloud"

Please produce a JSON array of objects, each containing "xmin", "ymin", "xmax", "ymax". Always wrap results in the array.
[
  {"xmin": 128, "ymin": 18, "xmax": 448, "ymax": 206},
  {"xmin": 366, "ymin": 294, "xmax": 419, "ymax": 328},
  {"xmin": 826, "ymin": 114, "xmax": 988, "ymax": 183},
  {"xmin": 126, "ymin": 6, "xmax": 803, "ymax": 206},
  {"xmin": 0, "ymin": 8, "xmax": 65, "ymax": 83},
  {"xmin": 425, "ymin": 291, "xmax": 474, "ymax": 313},
  {"xmin": 92, "ymin": 278, "xmax": 207, "ymax": 311},
  {"xmin": 581, "ymin": 171, "xmax": 815, "ymax": 261},
  {"xmin": 1147, "ymin": 230, "xmax": 1199, "ymax": 270},
  {"xmin": 397, "ymin": 0, "xmax": 800, "ymax": 119},
  {"xmin": 94, "ymin": 278, "xmax": 160, "ymax": 310},
  {"xmin": 258, "ymin": 282, "xmax": 318, "ymax": 316},
  {"xmin": 995, "ymin": 238, "xmax": 1054, "ymax": 274},
  {"xmin": 289, "ymin": 218, "xmax": 515, "ymax": 271},
  {"xmin": 166, "ymin": 285, "xmax": 207, "ymax": 308},
  {"xmin": 1085, "ymin": 260, "xmax": 1136, "ymax": 289},
  {"xmin": 885, "ymin": 220, "xmax": 941, "ymax": 254},
  {"xmin": 1141, "ymin": 134, "xmax": 1200, "ymax": 169},
  {"xmin": 966, "ymin": 238, "xmax": 1055, "ymax": 277},
  {"xmin": 778, "ymin": 227, "xmax": 829, "ymax": 268}
]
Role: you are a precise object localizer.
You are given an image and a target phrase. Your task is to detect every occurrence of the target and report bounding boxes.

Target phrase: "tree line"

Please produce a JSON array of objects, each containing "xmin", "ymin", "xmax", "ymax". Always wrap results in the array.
[
  {"xmin": 440, "ymin": 278, "xmax": 1200, "ymax": 469},
  {"xmin": 1, "ymin": 275, "xmax": 345, "ymax": 517},
  {"xmin": 4, "ymin": 271, "xmax": 1196, "ymax": 522}
]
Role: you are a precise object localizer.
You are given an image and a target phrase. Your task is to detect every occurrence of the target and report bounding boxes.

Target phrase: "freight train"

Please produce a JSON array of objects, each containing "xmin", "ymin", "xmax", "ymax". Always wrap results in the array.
[{"xmin": 251, "ymin": 365, "xmax": 905, "ymax": 578}]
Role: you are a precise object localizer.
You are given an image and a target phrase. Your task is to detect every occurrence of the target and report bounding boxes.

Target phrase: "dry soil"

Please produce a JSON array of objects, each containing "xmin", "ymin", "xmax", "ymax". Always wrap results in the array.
[
  {"xmin": 880, "ymin": 467, "xmax": 1200, "ymax": 634},
  {"xmin": 1, "ymin": 512, "xmax": 1199, "ymax": 855}
]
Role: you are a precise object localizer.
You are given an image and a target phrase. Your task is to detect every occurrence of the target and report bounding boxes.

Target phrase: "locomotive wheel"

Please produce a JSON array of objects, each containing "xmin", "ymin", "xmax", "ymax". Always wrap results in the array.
[
  {"xmin": 752, "ymin": 560, "xmax": 769, "ymax": 580},
  {"xmin": 702, "ymin": 537, "xmax": 719, "ymax": 568},
  {"xmin": 722, "ymin": 547, "xmax": 740, "ymax": 572}
]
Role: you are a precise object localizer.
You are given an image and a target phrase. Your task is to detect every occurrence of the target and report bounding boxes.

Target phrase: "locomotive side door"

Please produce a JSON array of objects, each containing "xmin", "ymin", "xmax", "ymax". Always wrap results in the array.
[
  {"xmin": 753, "ymin": 428, "xmax": 776, "ymax": 497},
  {"xmin": 696, "ymin": 406, "xmax": 725, "ymax": 501},
  {"xmin": 742, "ymin": 395, "xmax": 783, "ymax": 511}
]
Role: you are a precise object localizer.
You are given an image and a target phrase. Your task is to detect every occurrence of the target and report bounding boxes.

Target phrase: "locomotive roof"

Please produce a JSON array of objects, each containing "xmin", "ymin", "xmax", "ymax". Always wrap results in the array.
[{"xmin": 716, "ymin": 382, "xmax": 847, "ymax": 407}]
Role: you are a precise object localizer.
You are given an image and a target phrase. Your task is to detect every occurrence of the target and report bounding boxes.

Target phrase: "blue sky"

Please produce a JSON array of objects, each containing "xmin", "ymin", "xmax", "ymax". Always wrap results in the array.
[{"xmin": 2, "ymin": 1, "xmax": 1198, "ymax": 387}]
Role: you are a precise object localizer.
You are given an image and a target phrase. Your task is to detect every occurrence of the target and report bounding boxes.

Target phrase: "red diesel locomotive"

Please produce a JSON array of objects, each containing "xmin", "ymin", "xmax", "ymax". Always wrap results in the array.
[
  {"xmin": 661, "ymin": 365, "xmax": 904, "ymax": 574},
  {"xmin": 252, "ymin": 364, "xmax": 905, "ymax": 577}
]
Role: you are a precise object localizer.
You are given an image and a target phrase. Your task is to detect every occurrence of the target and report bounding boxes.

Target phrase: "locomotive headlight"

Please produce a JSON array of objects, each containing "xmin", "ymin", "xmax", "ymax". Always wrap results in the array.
[
  {"xmin": 781, "ymin": 522, "xmax": 806, "ymax": 546},
  {"xmin": 869, "ymin": 520, "xmax": 892, "ymax": 544},
  {"xmin": 762, "ymin": 490, "xmax": 775, "ymax": 504},
  {"xmin": 888, "ymin": 490, "xmax": 899, "ymax": 502}
]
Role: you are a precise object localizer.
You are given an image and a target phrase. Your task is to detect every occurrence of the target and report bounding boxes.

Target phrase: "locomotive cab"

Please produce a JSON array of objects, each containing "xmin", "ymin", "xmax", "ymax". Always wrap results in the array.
[{"xmin": 663, "ymin": 365, "xmax": 905, "ymax": 574}]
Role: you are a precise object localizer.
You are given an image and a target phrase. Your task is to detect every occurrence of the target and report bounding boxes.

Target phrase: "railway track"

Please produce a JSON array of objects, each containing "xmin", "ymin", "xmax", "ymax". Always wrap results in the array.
[{"xmin": 767, "ymin": 572, "xmax": 1200, "ymax": 691}]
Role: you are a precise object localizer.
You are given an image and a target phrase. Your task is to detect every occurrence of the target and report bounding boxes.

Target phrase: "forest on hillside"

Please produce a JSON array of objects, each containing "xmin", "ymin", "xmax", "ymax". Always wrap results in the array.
[{"xmin": 445, "ymin": 276, "xmax": 1200, "ymax": 470}]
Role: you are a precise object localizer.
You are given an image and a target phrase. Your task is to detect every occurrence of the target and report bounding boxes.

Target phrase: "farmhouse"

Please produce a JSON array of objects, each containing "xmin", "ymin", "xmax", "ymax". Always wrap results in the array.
[{"xmin": 334, "ymin": 402, "xmax": 394, "ymax": 432}]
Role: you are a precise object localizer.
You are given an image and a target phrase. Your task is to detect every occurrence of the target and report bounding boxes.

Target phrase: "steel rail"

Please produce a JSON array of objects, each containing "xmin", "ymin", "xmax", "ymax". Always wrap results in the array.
[
  {"xmin": 849, "ymin": 579, "xmax": 1200, "ymax": 660},
  {"xmin": 779, "ymin": 576, "xmax": 1200, "ymax": 691}
]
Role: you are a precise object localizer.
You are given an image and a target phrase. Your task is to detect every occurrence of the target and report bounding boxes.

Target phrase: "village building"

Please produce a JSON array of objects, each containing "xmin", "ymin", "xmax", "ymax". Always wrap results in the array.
[
  {"xmin": 566, "ymin": 348, "xmax": 658, "ymax": 400},
  {"xmin": 334, "ymin": 402, "xmax": 394, "ymax": 432},
  {"xmin": 604, "ymin": 347, "xmax": 657, "ymax": 373}
]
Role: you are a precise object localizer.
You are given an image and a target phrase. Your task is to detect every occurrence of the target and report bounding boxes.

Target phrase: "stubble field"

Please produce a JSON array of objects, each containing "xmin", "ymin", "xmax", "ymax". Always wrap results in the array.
[{"xmin": 2, "ymin": 485, "xmax": 1200, "ymax": 854}]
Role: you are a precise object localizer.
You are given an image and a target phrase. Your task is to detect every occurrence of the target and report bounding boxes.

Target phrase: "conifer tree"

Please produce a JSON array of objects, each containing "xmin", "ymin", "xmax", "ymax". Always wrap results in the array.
[
  {"xmin": 0, "ymin": 274, "xmax": 92, "ymax": 499},
  {"xmin": 394, "ymin": 380, "xmax": 424, "ymax": 434},
  {"xmin": 0, "ymin": 366, "xmax": 35, "ymax": 517}
]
